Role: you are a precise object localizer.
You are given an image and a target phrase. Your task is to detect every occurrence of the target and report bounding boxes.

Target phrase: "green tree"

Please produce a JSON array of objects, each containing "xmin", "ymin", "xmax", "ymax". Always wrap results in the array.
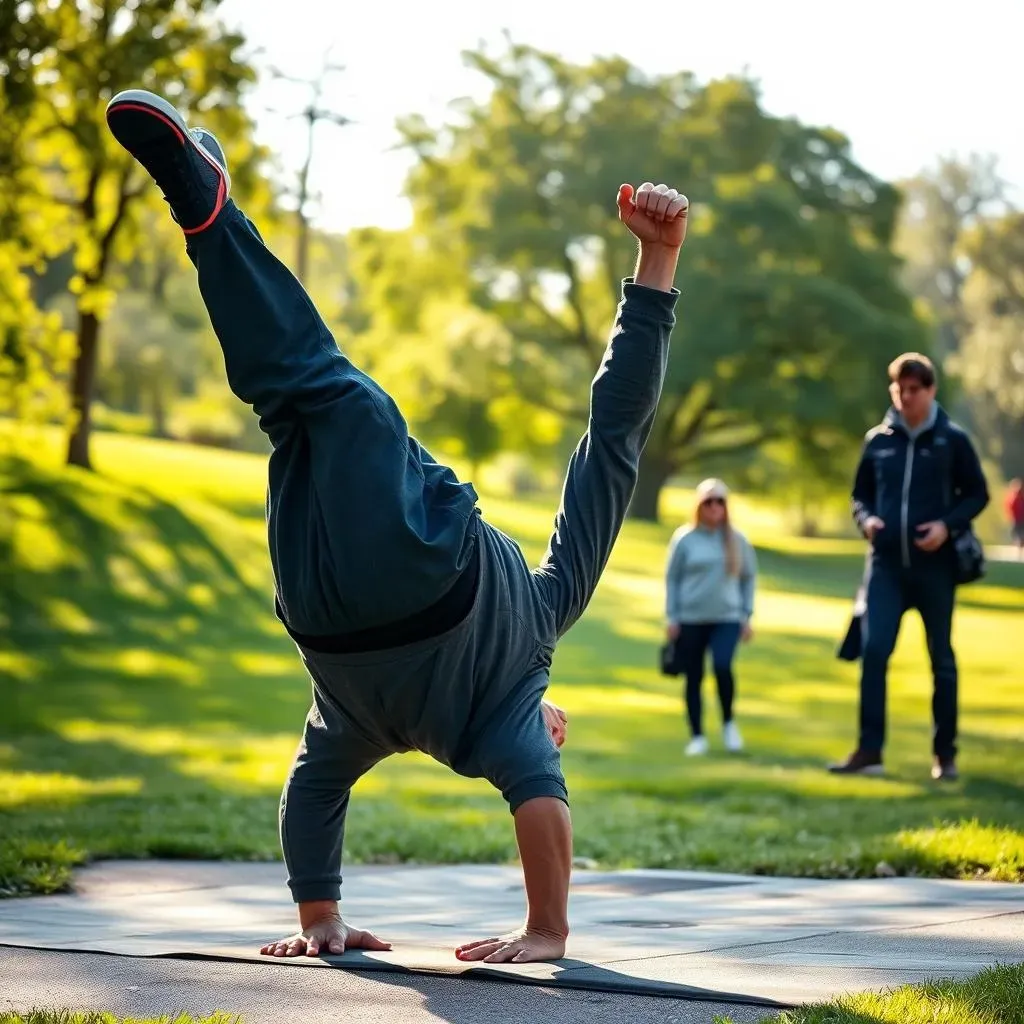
[
  {"xmin": 345, "ymin": 224, "xmax": 561, "ymax": 479},
  {"xmin": 397, "ymin": 42, "xmax": 925, "ymax": 519},
  {"xmin": 895, "ymin": 155, "xmax": 1007, "ymax": 360},
  {"xmin": 952, "ymin": 212, "xmax": 1024, "ymax": 476},
  {"xmin": 18, "ymin": 0, "xmax": 263, "ymax": 469},
  {"xmin": 0, "ymin": 2, "xmax": 73, "ymax": 437}
]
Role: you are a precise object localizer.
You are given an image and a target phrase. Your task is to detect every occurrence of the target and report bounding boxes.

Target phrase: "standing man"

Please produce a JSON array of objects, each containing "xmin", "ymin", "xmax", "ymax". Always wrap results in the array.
[{"xmin": 829, "ymin": 354, "xmax": 989, "ymax": 781}]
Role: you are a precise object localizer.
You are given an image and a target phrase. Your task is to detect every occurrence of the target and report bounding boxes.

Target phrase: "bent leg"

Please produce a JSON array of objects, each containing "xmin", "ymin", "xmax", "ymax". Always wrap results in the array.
[{"xmin": 280, "ymin": 688, "xmax": 390, "ymax": 904}]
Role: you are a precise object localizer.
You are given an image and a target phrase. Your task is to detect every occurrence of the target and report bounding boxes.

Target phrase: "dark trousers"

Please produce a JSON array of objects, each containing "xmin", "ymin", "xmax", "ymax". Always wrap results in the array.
[
  {"xmin": 187, "ymin": 203, "xmax": 479, "ymax": 636},
  {"xmin": 859, "ymin": 557, "xmax": 958, "ymax": 760},
  {"xmin": 678, "ymin": 622, "xmax": 742, "ymax": 737}
]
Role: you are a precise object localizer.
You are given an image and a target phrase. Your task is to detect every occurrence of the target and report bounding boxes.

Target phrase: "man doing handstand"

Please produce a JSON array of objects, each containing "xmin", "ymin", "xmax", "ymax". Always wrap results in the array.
[{"xmin": 105, "ymin": 87, "xmax": 688, "ymax": 964}]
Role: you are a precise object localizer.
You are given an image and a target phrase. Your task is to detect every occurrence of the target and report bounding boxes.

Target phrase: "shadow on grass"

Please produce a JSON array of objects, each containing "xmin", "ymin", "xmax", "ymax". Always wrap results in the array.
[
  {"xmin": 2, "ymin": 456, "xmax": 303, "ymax": 736},
  {"xmin": 2, "ymin": 454, "xmax": 1022, "ymax": 897}
]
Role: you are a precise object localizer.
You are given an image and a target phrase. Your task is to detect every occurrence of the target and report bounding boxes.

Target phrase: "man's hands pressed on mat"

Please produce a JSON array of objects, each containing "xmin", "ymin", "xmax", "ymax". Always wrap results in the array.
[{"xmin": 260, "ymin": 900, "xmax": 390, "ymax": 958}]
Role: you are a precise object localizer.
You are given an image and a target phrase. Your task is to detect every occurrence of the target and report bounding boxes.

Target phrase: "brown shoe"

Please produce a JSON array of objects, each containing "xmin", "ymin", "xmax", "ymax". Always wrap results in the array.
[
  {"xmin": 828, "ymin": 750, "xmax": 884, "ymax": 776},
  {"xmin": 931, "ymin": 758, "xmax": 959, "ymax": 781}
]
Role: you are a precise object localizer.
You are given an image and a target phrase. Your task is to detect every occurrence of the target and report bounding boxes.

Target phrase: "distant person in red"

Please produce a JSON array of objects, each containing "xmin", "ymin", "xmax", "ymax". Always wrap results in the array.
[{"xmin": 1006, "ymin": 479, "xmax": 1024, "ymax": 560}]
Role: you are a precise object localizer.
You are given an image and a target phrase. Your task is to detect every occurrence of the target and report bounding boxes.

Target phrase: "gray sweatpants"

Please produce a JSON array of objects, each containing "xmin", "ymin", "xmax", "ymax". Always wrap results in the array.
[{"xmin": 188, "ymin": 202, "xmax": 677, "ymax": 902}]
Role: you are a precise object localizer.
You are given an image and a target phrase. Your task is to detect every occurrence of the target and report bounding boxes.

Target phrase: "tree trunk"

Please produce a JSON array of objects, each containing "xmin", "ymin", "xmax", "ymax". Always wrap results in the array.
[
  {"xmin": 296, "ymin": 210, "xmax": 310, "ymax": 284},
  {"xmin": 151, "ymin": 376, "xmax": 169, "ymax": 438},
  {"xmin": 295, "ymin": 110, "xmax": 314, "ymax": 283},
  {"xmin": 66, "ymin": 309, "xmax": 100, "ymax": 469},
  {"xmin": 628, "ymin": 454, "xmax": 674, "ymax": 522}
]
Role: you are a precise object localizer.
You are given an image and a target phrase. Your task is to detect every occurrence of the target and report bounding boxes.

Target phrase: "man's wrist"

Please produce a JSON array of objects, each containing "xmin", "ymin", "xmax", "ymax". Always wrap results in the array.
[
  {"xmin": 298, "ymin": 899, "xmax": 341, "ymax": 929},
  {"xmin": 635, "ymin": 243, "xmax": 681, "ymax": 293}
]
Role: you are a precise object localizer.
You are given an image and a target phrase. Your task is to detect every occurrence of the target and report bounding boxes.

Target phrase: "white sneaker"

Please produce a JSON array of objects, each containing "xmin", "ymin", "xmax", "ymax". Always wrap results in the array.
[
  {"xmin": 685, "ymin": 735, "xmax": 709, "ymax": 756},
  {"xmin": 723, "ymin": 721, "xmax": 744, "ymax": 752}
]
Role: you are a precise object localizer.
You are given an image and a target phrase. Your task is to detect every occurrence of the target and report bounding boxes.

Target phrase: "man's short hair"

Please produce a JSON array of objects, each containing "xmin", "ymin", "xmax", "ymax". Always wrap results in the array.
[{"xmin": 888, "ymin": 352, "xmax": 937, "ymax": 389}]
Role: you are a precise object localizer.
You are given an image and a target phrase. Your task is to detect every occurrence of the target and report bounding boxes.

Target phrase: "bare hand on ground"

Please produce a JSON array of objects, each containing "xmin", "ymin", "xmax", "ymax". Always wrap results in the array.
[
  {"xmin": 260, "ymin": 915, "xmax": 391, "ymax": 958},
  {"xmin": 455, "ymin": 926, "xmax": 567, "ymax": 964}
]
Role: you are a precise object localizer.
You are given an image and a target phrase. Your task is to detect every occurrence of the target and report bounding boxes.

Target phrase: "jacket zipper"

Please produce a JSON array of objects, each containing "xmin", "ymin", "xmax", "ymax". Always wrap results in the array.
[{"xmin": 900, "ymin": 437, "xmax": 916, "ymax": 567}]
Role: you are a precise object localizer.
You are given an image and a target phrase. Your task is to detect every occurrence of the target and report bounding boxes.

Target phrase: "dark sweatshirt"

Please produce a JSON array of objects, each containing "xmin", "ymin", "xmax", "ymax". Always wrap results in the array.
[{"xmin": 851, "ymin": 404, "xmax": 989, "ymax": 568}]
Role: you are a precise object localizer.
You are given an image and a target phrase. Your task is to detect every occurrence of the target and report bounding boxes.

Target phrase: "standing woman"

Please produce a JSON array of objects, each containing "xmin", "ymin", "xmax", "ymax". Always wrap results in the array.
[{"xmin": 665, "ymin": 479, "xmax": 757, "ymax": 755}]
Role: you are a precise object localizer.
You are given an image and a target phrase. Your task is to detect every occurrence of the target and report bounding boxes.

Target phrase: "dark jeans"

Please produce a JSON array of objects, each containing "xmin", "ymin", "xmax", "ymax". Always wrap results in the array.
[
  {"xmin": 677, "ymin": 622, "xmax": 742, "ymax": 737},
  {"xmin": 859, "ymin": 556, "xmax": 958, "ymax": 760}
]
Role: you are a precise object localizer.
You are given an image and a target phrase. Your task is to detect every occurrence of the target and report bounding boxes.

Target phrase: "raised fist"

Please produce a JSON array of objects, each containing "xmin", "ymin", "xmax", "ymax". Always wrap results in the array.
[{"xmin": 617, "ymin": 182, "xmax": 689, "ymax": 249}]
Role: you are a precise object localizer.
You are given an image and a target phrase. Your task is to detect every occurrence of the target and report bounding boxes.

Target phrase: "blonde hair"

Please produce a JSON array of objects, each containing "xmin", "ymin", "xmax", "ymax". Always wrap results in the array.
[{"xmin": 694, "ymin": 491, "xmax": 741, "ymax": 577}]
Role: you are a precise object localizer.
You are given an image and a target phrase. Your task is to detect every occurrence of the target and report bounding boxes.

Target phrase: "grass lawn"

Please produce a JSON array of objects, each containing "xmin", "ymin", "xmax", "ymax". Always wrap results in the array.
[
  {"xmin": 740, "ymin": 962, "xmax": 1024, "ymax": 1024},
  {"xmin": 2, "ymin": 429, "xmax": 1023, "ymax": 897},
  {"xmin": 0, "ymin": 1015, "xmax": 237, "ymax": 1024}
]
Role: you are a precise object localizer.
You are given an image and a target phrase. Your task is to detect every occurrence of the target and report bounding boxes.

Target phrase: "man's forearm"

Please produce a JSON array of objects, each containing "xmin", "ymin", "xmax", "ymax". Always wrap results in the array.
[
  {"xmin": 515, "ymin": 797, "xmax": 572, "ymax": 940},
  {"xmin": 634, "ymin": 244, "xmax": 680, "ymax": 293}
]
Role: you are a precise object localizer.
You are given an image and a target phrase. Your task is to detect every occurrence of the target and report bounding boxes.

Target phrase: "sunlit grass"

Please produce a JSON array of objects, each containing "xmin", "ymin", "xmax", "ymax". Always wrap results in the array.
[
  {"xmin": 738, "ymin": 962, "xmax": 1024, "ymax": 1024},
  {"xmin": 2, "ymin": 432, "xmax": 1023, "ymax": 897},
  {"xmin": 0, "ymin": 1014, "xmax": 240, "ymax": 1024}
]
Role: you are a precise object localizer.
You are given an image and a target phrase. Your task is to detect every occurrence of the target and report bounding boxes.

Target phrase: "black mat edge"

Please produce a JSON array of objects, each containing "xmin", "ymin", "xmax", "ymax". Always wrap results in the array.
[{"xmin": 0, "ymin": 942, "xmax": 793, "ymax": 1010}]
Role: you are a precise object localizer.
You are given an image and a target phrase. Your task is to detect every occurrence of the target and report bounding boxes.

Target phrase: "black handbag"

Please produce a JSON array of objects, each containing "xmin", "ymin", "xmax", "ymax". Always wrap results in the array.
[
  {"xmin": 951, "ymin": 528, "xmax": 985, "ymax": 586},
  {"xmin": 836, "ymin": 555, "xmax": 869, "ymax": 662},
  {"xmin": 937, "ymin": 424, "xmax": 985, "ymax": 586},
  {"xmin": 660, "ymin": 639, "xmax": 679, "ymax": 676}
]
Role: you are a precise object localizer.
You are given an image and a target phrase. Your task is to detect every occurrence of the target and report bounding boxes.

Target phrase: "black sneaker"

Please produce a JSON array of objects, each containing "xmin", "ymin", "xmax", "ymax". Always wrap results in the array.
[
  {"xmin": 828, "ymin": 750, "xmax": 884, "ymax": 776},
  {"xmin": 931, "ymin": 758, "xmax": 959, "ymax": 782},
  {"xmin": 105, "ymin": 89, "xmax": 230, "ymax": 234}
]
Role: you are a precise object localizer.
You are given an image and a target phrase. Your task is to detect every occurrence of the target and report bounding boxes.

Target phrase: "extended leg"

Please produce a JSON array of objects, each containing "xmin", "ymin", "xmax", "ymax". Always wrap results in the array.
[{"xmin": 106, "ymin": 92, "xmax": 478, "ymax": 634}]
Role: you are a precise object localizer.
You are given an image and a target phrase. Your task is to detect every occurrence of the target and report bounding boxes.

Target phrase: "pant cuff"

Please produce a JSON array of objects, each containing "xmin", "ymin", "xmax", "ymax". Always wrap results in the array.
[{"xmin": 288, "ymin": 878, "xmax": 342, "ymax": 904}]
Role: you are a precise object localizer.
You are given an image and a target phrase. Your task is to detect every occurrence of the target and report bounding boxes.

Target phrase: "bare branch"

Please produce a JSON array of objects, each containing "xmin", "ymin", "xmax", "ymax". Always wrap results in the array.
[
  {"xmin": 268, "ymin": 66, "xmax": 308, "ymax": 85},
  {"xmin": 95, "ymin": 167, "xmax": 140, "ymax": 273},
  {"xmin": 264, "ymin": 106, "xmax": 306, "ymax": 121},
  {"xmin": 310, "ymin": 109, "xmax": 353, "ymax": 127},
  {"xmin": 517, "ymin": 384, "xmax": 588, "ymax": 421},
  {"xmin": 667, "ymin": 391, "xmax": 714, "ymax": 449},
  {"xmin": 523, "ymin": 287, "xmax": 573, "ymax": 342}
]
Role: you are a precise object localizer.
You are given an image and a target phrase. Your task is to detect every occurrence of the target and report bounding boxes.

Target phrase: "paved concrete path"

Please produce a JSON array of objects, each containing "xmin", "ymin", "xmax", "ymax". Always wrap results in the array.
[
  {"xmin": 0, "ymin": 946, "xmax": 766, "ymax": 1024},
  {"xmin": 0, "ymin": 860, "xmax": 1020, "ymax": 1014}
]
